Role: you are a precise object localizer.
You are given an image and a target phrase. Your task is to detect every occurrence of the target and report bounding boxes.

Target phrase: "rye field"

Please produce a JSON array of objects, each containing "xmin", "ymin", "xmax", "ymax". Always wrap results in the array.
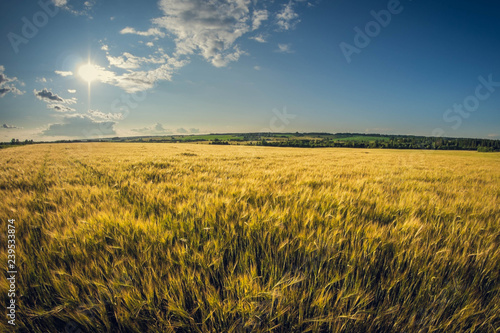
[{"xmin": 1, "ymin": 143, "xmax": 499, "ymax": 332}]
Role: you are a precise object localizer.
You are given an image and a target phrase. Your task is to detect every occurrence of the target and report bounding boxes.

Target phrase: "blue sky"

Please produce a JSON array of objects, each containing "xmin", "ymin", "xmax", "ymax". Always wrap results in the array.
[{"xmin": 0, "ymin": 0, "xmax": 499, "ymax": 141}]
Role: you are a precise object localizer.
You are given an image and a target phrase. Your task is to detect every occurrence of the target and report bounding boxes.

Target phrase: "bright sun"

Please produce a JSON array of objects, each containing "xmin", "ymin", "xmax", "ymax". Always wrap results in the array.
[{"xmin": 78, "ymin": 63, "xmax": 100, "ymax": 83}]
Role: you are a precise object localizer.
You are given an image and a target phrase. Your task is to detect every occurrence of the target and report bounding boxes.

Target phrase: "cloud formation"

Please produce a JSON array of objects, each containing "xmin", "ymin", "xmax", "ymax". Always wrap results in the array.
[
  {"xmin": 42, "ymin": 114, "xmax": 116, "ymax": 137},
  {"xmin": 47, "ymin": 104, "xmax": 76, "ymax": 112},
  {"xmin": 34, "ymin": 89, "xmax": 78, "ymax": 114},
  {"xmin": 34, "ymin": 89, "xmax": 63, "ymax": 102},
  {"xmin": 107, "ymin": 52, "xmax": 166, "ymax": 70},
  {"xmin": 55, "ymin": 70, "xmax": 73, "ymax": 77},
  {"xmin": 277, "ymin": 43, "xmax": 293, "ymax": 53},
  {"xmin": 88, "ymin": 109, "xmax": 124, "ymax": 121},
  {"xmin": 34, "ymin": 88, "xmax": 76, "ymax": 104},
  {"xmin": 79, "ymin": 56, "xmax": 187, "ymax": 93},
  {"xmin": 276, "ymin": 2, "xmax": 300, "ymax": 31},
  {"xmin": 130, "ymin": 124, "xmax": 199, "ymax": 135},
  {"xmin": 250, "ymin": 34, "xmax": 267, "ymax": 43},
  {"xmin": 52, "ymin": 0, "xmax": 67, "ymax": 7},
  {"xmin": 120, "ymin": 27, "xmax": 165, "ymax": 38},
  {"xmin": 2, "ymin": 124, "xmax": 21, "ymax": 129},
  {"xmin": 0, "ymin": 65, "xmax": 24, "ymax": 98},
  {"xmin": 53, "ymin": 0, "xmax": 95, "ymax": 17},
  {"xmin": 96, "ymin": 1, "xmax": 310, "ymax": 93},
  {"xmin": 132, "ymin": 123, "xmax": 172, "ymax": 135},
  {"xmin": 252, "ymin": 9, "xmax": 269, "ymax": 30},
  {"xmin": 153, "ymin": 0, "xmax": 255, "ymax": 67}
]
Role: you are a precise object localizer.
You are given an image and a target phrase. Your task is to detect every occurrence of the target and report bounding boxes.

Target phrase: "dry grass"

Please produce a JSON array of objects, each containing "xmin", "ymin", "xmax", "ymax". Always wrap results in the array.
[{"xmin": 1, "ymin": 143, "xmax": 499, "ymax": 332}]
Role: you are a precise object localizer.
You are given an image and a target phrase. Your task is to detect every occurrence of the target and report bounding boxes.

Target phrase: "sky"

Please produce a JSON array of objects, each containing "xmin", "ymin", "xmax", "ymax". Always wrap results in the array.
[{"xmin": 0, "ymin": 0, "xmax": 499, "ymax": 141}]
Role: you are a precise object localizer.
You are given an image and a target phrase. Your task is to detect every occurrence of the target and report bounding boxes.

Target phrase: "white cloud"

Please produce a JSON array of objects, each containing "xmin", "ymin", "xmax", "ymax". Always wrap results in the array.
[
  {"xmin": 68, "ymin": 89, "xmax": 76, "ymax": 94},
  {"xmin": 55, "ymin": 70, "xmax": 73, "ymax": 77},
  {"xmin": 107, "ymin": 52, "xmax": 166, "ymax": 70},
  {"xmin": 249, "ymin": 34, "xmax": 267, "ymax": 43},
  {"xmin": 117, "ymin": 61, "xmax": 186, "ymax": 92},
  {"xmin": 107, "ymin": 54, "xmax": 142, "ymax": 70},
  {"xmin": 277, "ymin": 43, "xmax": 293, "ymax": 53},
  {"xmin": 77, "ymin": 58, "xmax": 187, "ymax": 93},
  {"xmin": 52, "ymin": 0, "xmax": 67, "ymax": 6},
  {"xmin": 84, "ymin": 0, "xmax": 309, "ymax": 93},
  {"xmin": 153, "ymin": 0, "xmax": 253, "ymax": 67},
  {"xmin": 52, "ymin": 0, "xmax": 95, "ymax": 17},
  {"xmin": 87, "ymin": 109, "xmax": 124, "ymax": 121},
  {"xmin": 254, "ymin": 65, "xmax": 261, "ymax": 71},
  {"xmin": 252, "ymin": 9, "xmax": 268, "ymax": 30},
  {"xmin": 276, "ymin": 2, "xmax": 300, "ymax": 31},
  {"xmin": 120, "ymin": 27, "xmax": 165, "ymax": 38},
  {"xmin": 0, "ymin": 65, "xmax": 24, "ymax": 98}
]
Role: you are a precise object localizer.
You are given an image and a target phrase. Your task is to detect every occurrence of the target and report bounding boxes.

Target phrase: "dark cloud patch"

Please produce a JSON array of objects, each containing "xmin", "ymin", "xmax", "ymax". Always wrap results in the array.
[
  {"xmin": 48, "ymin": 104, "xmax": 76, "ymax": 112},
  {"xmin": 189, "ymin": 128, "xmax": 200, "ymax": 134},
  {"xmin": 2, "ymin": 124, "xmax": 20, "ymax": 129},
  {"xmin": 34, "ymin": 89, "xmax": 64, "ymax": 102},
  {"xmin": 176, "ymin": 127, "xmax": 188, "ymax": 134},
  {"xmin": 42, "ymin": 115, "xmax": 116, "ymax": 137},
  {"xmin": 0, "ymin": 66, "xmax": 24, "ymax": 97},
  {"xmin": 34, "ymin": 89, "xmax": 77, "ymax": 111},
  {"xmin": 0, "ymin": 88, "xmax": 10, "ymax": 97}
]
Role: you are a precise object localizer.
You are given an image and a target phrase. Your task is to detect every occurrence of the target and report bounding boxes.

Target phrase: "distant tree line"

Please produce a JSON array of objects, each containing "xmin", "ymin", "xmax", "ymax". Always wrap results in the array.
[
  {"xmin": 5, "ymin": 134, "xmax": 498, "ymax": 152},
  {"xmin": 10, "ymin": 138, "xmax": 34, "ymax": 145},
  {"xmin": 0, "ymin": 139, "xmax": 34, "ymax": 149},
  {"xmin": 210, "ymin": 138, "xmax": 230, "ymax": 145},
  {"xmin": 255, "ymin": 136, "xmax": 500, "ymax": 151}
]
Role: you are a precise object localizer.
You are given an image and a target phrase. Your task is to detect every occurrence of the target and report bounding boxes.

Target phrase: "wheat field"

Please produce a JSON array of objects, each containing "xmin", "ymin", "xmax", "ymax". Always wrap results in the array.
[{"xmin": 1, "ymin": 143, "xmax": 499, "ymax": 332}]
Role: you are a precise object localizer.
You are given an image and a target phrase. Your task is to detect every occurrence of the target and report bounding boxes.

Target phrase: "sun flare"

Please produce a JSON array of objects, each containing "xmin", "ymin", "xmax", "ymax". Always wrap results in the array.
[{"xmin": 78, "ymin": 63, "xmax": 100, "ymax": 83}]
